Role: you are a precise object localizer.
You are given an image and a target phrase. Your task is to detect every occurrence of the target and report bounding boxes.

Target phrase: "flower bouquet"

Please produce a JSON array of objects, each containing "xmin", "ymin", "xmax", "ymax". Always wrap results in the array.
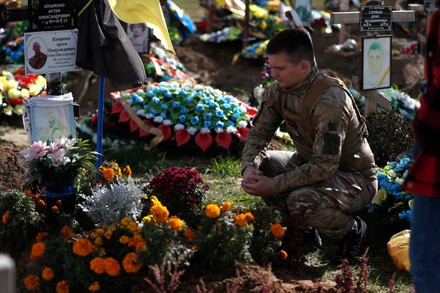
[{"xmin": 20, "ymin": 137, "xmax": 97, "ymax": 214}]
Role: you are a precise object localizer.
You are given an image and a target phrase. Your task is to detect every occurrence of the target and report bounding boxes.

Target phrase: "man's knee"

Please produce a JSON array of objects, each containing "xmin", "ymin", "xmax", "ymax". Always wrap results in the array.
[{"xmin": 286, "ymin": 189, "xmax": 321, "ymax": 221}]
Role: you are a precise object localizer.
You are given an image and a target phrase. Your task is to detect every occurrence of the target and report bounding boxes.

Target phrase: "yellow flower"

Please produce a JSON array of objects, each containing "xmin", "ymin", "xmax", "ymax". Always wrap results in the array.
[
  {"xmin": 142, "ymin": 215, "xmax": 153, "ymax": 223},
  {"xmin": 90, "ymin": 257, "xmax": 106, "ymax": 274},
  {"xmin": 124, "ymin": 165, "xmax": 132, "ymax": 177},
  {"xmin": 271, "ymin": 223, "xmax": 285, "ymax": 238},
  {"xmin": 205, "ymin": 204, "xmax": 220, "ymax": 218},
  {"xmin": 104, "ymin": 257, "xmax": 121, "ymax": 276},
  {"xmin": 88, "ymin": 281, "xmax": 100, "ymax": 291},
  {"xmin": 30, "ymin": 242, "xmax": 45, "ymax": 260},
  {"xmin": 56, "ymin": 280, "xmax": 69, "ymax": 293},
  {"xmin": 150, "ymin": 195, "xmax": 162, "ymax": 206},
  {"xmin": 72, "ymin": 238, "xmax": 96, "ymax": 256},
  {"xmin": 122, "ymin": 252, "xmax": 143, "ymax": 273},
  {"xmin": 220, "ymin": 201, "xmax": 232, "ymax": 212},
  {"xmin": 42, "ymin": 267, "xmax": 54, "ymax": 281},
  {"xmin": 260, "ymin": 21, "xmax": 267, "ymax": 30},
  {"xmin": 2, "ymin": 210, "xmax": 10, "ymax": 224},
  {"xmin": 168, "ymin": 216, "xmax": 185, "ymax": 231},
  {"xmin": 151, "ymin": 204, "xmax": 169, "ymax": 223},
  {"xmin": 24, "ymin": 274, "xmax": 40, "ymax": 291},
  {"xmin": 234, "ymin": 213, "xmax": 248, "ymax": 227}
]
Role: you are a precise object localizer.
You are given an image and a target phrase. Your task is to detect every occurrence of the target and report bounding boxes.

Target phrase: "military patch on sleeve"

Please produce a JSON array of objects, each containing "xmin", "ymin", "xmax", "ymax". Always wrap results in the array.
[{"xmin": 323, "ymin": 132, "xmax": 340, "ymax": 155}]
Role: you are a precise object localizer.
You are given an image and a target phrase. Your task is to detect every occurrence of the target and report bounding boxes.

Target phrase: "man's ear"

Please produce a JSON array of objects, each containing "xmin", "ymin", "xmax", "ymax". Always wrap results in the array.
[{"xmin": 299, "ymin": 60, "xmax": 311, "ymax": 74}]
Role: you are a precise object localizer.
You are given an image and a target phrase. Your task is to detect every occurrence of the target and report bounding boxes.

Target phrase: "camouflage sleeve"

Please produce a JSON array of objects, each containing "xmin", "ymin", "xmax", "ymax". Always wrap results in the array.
[
  {"xmin": 241, "ymin": 84, "xmax": 284, "ymax": 172},
  {"xmin": 269, "ymin": 86, "xmax": 351, "ymax": 195}
]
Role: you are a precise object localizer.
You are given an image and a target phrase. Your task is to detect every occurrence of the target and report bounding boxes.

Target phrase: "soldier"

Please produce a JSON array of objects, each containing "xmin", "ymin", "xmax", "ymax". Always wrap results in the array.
[
  {"xmin": 28, "ymin": 42, "xmax": 48, "ymax": 70},
  {"xmin": 241, "ymin": 29, "xmax": 378, "ymax": 264}
]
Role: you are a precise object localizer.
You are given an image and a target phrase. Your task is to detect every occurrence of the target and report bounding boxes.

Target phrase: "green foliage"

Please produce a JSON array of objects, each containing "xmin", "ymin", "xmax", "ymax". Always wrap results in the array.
[
  {"xmin": 0, "ymin": 189, "xmax": 42, "ymax": 257},
  {"xmin": 192, "ymin": 203, "xmax": 255, "ymax": 275},
  {"xmin": 366, "ymin": 110, "xmax": 414, "ymax": 166},
  {"xmin": 205, "ymin": 155, "xmax": 242, "ymax": 177}
]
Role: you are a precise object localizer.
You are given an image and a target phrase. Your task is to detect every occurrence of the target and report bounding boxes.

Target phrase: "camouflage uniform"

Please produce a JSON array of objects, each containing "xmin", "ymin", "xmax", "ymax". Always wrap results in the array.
[{"xmin": 242, "ymin": 67, "xmax": 378, "ymax": 238}]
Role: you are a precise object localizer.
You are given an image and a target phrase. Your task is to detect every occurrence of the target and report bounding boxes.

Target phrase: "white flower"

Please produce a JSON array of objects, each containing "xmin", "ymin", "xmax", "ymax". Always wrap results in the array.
[
  {"xmin": 200, "ymin": 127, "xmax": 210, "ymax": 134},
  {"xmin": 226, "ymin": 126, "xmax": 237, "ymax": 134},
  {"xmin": 174, "ymin": 124, "xmax": 185, "ymax": 131},
  {"xmin": 188, "ymin": 127, "xmax": 198, "ymax": 135},
  {"xmin": 153, "ymin": 116, "xmax": 164, "ymax": 123},
  {"xmin": 163, "ymin": 119, "xmax": 172, "ymax": 126}
]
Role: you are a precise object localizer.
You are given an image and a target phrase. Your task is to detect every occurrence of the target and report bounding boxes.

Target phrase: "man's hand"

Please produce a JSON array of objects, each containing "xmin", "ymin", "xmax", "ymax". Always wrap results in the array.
[{"xmin": 241, "ymin": 167, "xmax": 272, "ymax": 197}]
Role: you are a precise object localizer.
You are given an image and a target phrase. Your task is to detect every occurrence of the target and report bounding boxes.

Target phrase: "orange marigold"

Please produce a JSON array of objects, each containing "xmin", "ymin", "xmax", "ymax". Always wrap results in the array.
[
  {"xmin": 280, "ymin": 249, "xmax": 288, "ymax": 260},
  {"xmin": 60, "ymin": 225, "xmax": 74, "ymax": 239},
  {"xmin": 124, "ymin": 165, "xmax": 132, "ymax": 177},
  {"xmin": 51, "ymin": 205, "xmax": 59, "ymax": 213},
  {"xmin": 102, "ymin": 167, "xmax": 115, "ymax": 181},
  {"xmin": 88, "ymin": 281, "xmax": 100, "ymax": 292},
  {"xmin": 119, "ymin": 235, "xmax": 129, "ymax": 244},
  {"xmin": 168, "ymin": 216, "xmax": 185, "ymax": 231},
  {"xmin": 90, "ymin": 257, "xmax": 106, "ymax": 274},
  {"xmin": 56, "ymin": 280, "xmax": 69, "ymax": 293},
  {"xmin": 35, "ymin": 232, "xmax": 48, "ymax": 242},
  {"xmin": 2, "ymin": 210, "xmax": 10, "ymax": 224},
  {"xmin": 122, "ymin": 252, "xmax": 143, "ymax": 273},
  {"xmin": 24, "ymin": 274, "xmax": 40, "ymax": 291},
  {"xmin": 234, "ymin": 213, "xmax": 248, "ymax": 227},
  {"xmin": 73, "ymin": 238, "xmax": 96, "ymax": 256},
  {"xmin": 104, "ymin": 257, "xmax": 121, "ymax": 276},
  {"xmin": 150, "ymin": 204, "xmax": 169, "ymax": 223},
  {"xmin": 220, "ymin": 201, "xmax": 232, "ymax": 212},
  {"xmin": 30, "ymin": 242, "xmax": 46, "ymax": 260},
  {"xmin": 205, "ymin": 204, "xmax": 220, "ymax": 218},
  {"xmin": 271, "ymin": 223, "xmax": 285, "ymax": 238},
  {"xmin": 42, "ymin": 267, "xmax": 55, "ymax": 281},
  {"xmin": 184, "ymin": 228, "xmax": 197, "ymax": 241}
]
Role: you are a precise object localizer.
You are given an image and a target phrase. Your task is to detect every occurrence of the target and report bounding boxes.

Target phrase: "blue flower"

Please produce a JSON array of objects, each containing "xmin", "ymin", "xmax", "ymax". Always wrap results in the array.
[
  {"xmin": 191, "ymin": 116, "xmax": 199, "ymax": 125},
  {"xmin": 161, "ymin": 104, "xmax": 169, "ymax": 110},
  {"xmin": 160, "ymin": 112, "xmax": 167, "ymax": 118},
  {"xmin": 180, "ymin": 107, "xmax": 189, "ymax": 114},
  {"xmin": 195, "ymin": 104, "xmax": 204, "ymax": 111},
  {"xmin": 215, "ymin": 121, "xmax": 225, "ymax": 128},
  {"xmin": 172, "ymin": 102, "xmax": 180, "ymax": 108},
  {"xmin": 209, "ymin": 101, "xmax": 217, "ymax": 109},
  {"xmin": 215, "ymin": 110, "xmax": 224, "ymax": 118},
  {"xmin": 164, "ymin": 91, "xmax": 173, "ymax": 98},
  {"xmin": 185, "ymin": 96, "xmax": 193, "ymax": 104},
  {"xmin": 131, "ymin": 93, "xmax": 144, "ymax": 103},
  {"xmin": 204, "ymin": 113, "xmax": 212, "ymax": 120},
  {"xmin": 152, "ymin": 97, "xmax": 160, "ymax": 104},
  {"xmin": 179, "ymin": 115, "xmax": 186, "ymax": 123},
  {"xmin": 150, "ymin": 109, "xmax": 157, "ymax": 115},
  {"xmin": 203, "ymin": 121, "xmax": 211, "ymax": 128}
]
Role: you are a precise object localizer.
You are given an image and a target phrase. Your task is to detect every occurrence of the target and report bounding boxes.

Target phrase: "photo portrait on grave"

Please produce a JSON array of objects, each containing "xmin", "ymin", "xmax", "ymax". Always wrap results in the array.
[
  {"xmin": 128, "ymin": 23, "xmax": 150, "ymax": 53},
  {"xmin": 28, "ymin": 41, "xmax": 48, "ymax": 70},
  {"xmin": 362, "ymin": 36, "xmax": 391, "ymax": 90}
]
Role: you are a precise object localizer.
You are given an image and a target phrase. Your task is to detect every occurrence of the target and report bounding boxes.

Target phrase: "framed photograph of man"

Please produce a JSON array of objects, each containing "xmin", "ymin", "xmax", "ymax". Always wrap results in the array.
[
  {"xmin": 126, "ymin": 23, "xmax": 151, "ymax": 54},
  {"xmin": 362, "ymin": 35, "xmax": 392, "ymax": 90}
]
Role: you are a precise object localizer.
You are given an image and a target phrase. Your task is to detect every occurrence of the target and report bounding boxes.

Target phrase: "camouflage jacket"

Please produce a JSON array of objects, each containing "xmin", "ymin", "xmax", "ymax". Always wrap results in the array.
[{"xmin": 242, "ymin": 67, "xmax": 377, "ymax": 196}]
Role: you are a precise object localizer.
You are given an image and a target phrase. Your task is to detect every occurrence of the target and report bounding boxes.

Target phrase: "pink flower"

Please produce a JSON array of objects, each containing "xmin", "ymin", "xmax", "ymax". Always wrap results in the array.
[{"xmin": 23, "ymin": 141, "xmax": 48, "ymax": 160}]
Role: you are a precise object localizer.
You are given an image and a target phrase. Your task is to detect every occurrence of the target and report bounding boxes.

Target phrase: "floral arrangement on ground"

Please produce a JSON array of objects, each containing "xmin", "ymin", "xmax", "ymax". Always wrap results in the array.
[
  {"xmin": 1, "ymin": 161, "xmax": 302, "ymax": 293},
  {"xmin": 81, "ymin": 81, "xmax": 257, "ymax": 154}
]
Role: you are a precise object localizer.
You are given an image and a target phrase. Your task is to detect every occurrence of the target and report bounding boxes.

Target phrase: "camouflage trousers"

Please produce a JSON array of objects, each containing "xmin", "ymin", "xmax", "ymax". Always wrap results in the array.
[{"xmin": 259, "ymin": 151, "xmax": 378, "ymax": 239}]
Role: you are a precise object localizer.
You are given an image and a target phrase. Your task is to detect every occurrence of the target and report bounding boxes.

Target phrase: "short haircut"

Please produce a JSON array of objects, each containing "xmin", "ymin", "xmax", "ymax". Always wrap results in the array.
[
  {"xmin": 130, "ymin": 23, "xmax": 147, "ymax": 32},
  {"xmin": 266, "ymin": 29, "xmax": 315, "ymax": 64}
]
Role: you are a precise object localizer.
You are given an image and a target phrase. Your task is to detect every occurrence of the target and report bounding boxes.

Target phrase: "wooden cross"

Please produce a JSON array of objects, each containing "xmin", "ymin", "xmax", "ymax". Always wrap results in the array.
[{"xmin": 331, "ymin": 5, "xmax": 416, "ymax": 116}]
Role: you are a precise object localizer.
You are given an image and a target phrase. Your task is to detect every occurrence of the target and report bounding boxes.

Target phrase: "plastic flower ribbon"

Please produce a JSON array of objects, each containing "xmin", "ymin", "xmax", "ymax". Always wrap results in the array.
[{"xmin": 366, "ymin": 157, "xmax": 414, "ymax": 222}]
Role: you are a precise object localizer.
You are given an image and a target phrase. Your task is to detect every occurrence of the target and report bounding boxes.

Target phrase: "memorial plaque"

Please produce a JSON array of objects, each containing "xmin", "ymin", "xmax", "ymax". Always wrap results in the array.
[
  {"xmin": 360, "ymin": 5, "xmax": 393, "ymax": 32},
  {"xmin": 29, "ymin": 0, "xmax": 76, "ymax": 31}
]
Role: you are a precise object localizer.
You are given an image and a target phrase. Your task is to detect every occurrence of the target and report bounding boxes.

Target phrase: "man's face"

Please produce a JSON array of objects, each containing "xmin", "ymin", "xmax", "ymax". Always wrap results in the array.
[
  {"xmin": 33, "ymin": 42, "xmax": 41, "ymax": 53},
  {"xmin": 367, "ymin": 48, "xmax": 383, "ymax": 75},
  {"xmin": 268, "ymin": 52, "xmax": 307, "ymax": 88},
  {"xmin": 132, "ymin": 24, "xmax": 144, "ymax": 36}
]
